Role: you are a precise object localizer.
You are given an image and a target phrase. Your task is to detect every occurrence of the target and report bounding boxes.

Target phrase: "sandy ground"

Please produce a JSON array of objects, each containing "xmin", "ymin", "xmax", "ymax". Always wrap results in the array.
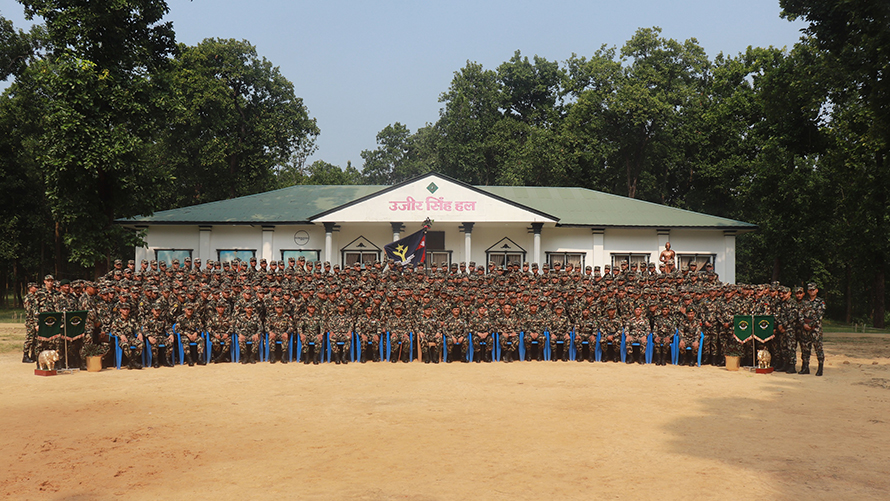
[{"xmin": 2, "ymin": 324, "xmax": 890, "ymax": 500}]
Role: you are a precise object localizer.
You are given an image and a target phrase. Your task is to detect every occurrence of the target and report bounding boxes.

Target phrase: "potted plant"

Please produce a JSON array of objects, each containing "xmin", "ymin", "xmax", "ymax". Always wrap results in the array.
[
  {"xmin": 83, "ymin": 343, "xmax": 109, "ymax": 372},
  {"xmin": 724, "ymin": 339, "xmax": 744, "ymax": 371}
]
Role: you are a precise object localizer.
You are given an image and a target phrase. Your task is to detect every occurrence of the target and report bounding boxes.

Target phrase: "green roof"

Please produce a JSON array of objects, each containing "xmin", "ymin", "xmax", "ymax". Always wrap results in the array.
[
  {"xmin": 122, "ymin": 173, "xmax": 755, "ymax": 230},
  {"xmin": 479, "ymin": 186, "xmax": 754, "ymax": 228}
]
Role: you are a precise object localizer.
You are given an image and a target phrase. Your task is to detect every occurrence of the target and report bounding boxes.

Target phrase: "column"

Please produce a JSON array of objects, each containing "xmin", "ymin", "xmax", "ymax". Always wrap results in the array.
[
  {"xmin": 657, "ymin": 229, "xmax": 670, "ymax": 263},
  {"xmin": 324, "ymin": 222, "xmax": 337, "ymax": 264},
  {"xmin": 135, "ymin": 226, "xmax": 148, "ymax": 264},
  {"xmin": 592, "ymin": 228, "xmax": 604, "ymax": 269},
  {"xmin": 531, "ymin": 223, "xmax": 544, "ymax": 267},
  {"xmin": 261, "ymin": 226, "xmax": 275, "ymax": 262},
  {"xmin": 199, "ymin": 226, "xmax": 212, "ymax": 263},
  {"xmin": 391, "ymin": 222, "xmax": 404, "ymax": 242},
  {"xmin": 460, "ymin": 222, "xmax": 474, "ymax": 264},
  {"xmin": 723, "ymin": 230, "xmax": 736, "ymax": 284}
]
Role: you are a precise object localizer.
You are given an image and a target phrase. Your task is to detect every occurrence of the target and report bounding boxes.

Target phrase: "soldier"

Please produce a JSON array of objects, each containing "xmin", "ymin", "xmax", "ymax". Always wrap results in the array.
[
  {"xmin": 522, "ymin": 302, "xmax": 547, "ymax": 361},
  {"xmin": 653, "ymin": 304, "xmax": 675, "ymax": 366},
  {"xmin": 598, "ymin": 304, "xmax": 623, "ymax": 363},
  {"xmin": 442, "ymin": 304, "xmax": 469, "ymax": 363},
  {"xmin": 547, "ymin": 303, "xmax": 572, "ymax": 362},
  {"xmin": 386, "ymin": 303, "xmax": 413, "ymax": 363},
  {"xmin": 497, "ymin": 303, "xmax": 521, "ymax": 362},
  {"xmin": 784, "ymin": 287, "xmax": 806, "ymax": 374},
  {"xmin": 799, "ymin": 283, "xmax": 825, "ymax": 376},
  {"xmin": 355, "ymin": 304, "xmax": 382, "ymax": 363},
  {"xmin": 111, "ymin": 301, "xmax": 143, "ymax": 370},
  {"xmin": 678, "ymin": 308, "xmax": 701, "ymax": 366},
  {"xmin": 207, "ymin": 303, "xmax": 234, "ymax": 363},
  {"xmin": 22, "ymin": 282, "xmax": 39, "ymax": 363},
  {"xmin": 267, "ymin": 302, "xmax": 293, "ymax": 364},
  {"xmin": 469, "ymin": 305, "xmax": 493, "ymax": 363},
  {"xmin": 626, "ymin": 305, "xmax": 649, "ymax": 364},
  {"xmin": 327, "ymin": 302, "xmax": 353, "ymax": 364},
  {"xmin": 177, "ymin": 303, "xmax": 205, "ymax": 366},
  {"xmin": 418, "ymin": 304, "xmax": 441, "ymax": 363},
  {"xmin": 143, "ymin": 302, "xmax": 174, "ymax": 367},
  {"xmin": 235, "ymin": 303, "xmax": 263, "ymax": 364}
]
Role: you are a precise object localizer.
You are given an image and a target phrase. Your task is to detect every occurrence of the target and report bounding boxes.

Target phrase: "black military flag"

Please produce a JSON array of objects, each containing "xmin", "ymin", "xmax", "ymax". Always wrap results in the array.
[{"xmin": 384, "ymin": 228, "xmax": 427, "ymax": 267}]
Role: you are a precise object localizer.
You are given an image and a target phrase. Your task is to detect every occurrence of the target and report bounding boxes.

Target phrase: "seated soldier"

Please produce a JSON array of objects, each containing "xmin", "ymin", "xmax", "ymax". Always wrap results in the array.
[
  {"xmin": 653, "ymin": 305, "xmax": 675, "ymax": 366},
  {"xmin": 177, "ymin": 303, "xmax": 205, "ymax": 366},
  {"xmin": 207, "ymin": 303, "xmax": 234, "ymax": 363},
  {"xmin": 418, "ymin": 304, "xmax": 442, "ymax": 364},
  {"xmin": 678, "ymin": 308, "xmax": 701, "ymax": 366},
  {"xmin": 355, "ymin": 305, "xmax": 382, "ymax": 363},
  {"xmin": 235, "ymin": 303, "xmax": 262, "ymax": 364},
  {"xmin": 267, "ymin": 302, "xmax": 293, "ymax": 364},
  {"xmin": 386, "ymin": 303, "xmax": 413, "ymax": 363},
  {"xmin": 469, "ymin": 305, "xmax": 492, "ymax": 363},
  {"xmin": 626, "ymin": 306, "xmax": 649, "ymax": 364},
  {"xmin": 548, "ymin": 303, "xmax": 571, "ymax": 362},
  {"xmin": 442, "ymin": 305, "xmax": 468, "ymax": 363},
  {"xmin": 573, "ymin": 308, "xmax": 596, "ymax": 362},
  {"xmin": 497, "ymin": 303, "xmax": 520, "ymax": 362},
  {"xmin": 111, "ymin": 301, "xmax": 142, "ymax": 370},
  {"xmin": 598, "ymin": 303, "xmax": 622, "ymax": 363},
  {"xmin": 522, "ymin": 302, "xmax": 547, "ymax": 361}
]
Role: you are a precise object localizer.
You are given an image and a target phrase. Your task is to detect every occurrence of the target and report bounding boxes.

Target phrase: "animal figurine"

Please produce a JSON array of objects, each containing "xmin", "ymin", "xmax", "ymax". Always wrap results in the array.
[
  {"xmin": 757, "ymin": 348, "xmax": 771, "ymax": 369},
  {"xmin": 37, "ymin": 350, "xmax": 60, "ymax": 371}
]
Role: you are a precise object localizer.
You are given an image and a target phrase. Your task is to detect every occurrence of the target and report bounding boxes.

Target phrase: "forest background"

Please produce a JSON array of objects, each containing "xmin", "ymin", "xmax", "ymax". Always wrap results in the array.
[{"xmin": 0, "ymin": 0, "xmax": 887, "ymax": 326}]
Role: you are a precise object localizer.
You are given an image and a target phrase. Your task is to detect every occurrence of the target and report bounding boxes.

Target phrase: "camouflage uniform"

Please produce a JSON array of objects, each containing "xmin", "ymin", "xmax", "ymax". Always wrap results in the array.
[
  {"xmin": 266, "ymin": 312, "xmax": 293, "ymax": 363},
  {"xmin": 326, "ymin": 311, "xmax": 353, "ymax": 363},
  {"xmin": 799, "ymin": 293, "xmax": 825, "ymax": 372},
  {"xmin": 234, "ymin": 311, "xmax": 263, "ymax": 362}
]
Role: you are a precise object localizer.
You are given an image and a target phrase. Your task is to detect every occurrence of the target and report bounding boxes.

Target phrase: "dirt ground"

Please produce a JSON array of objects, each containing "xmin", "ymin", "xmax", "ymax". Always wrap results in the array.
[{"xmin": 2, "ymin": 324, "xmax": 890, "ymax": 500}]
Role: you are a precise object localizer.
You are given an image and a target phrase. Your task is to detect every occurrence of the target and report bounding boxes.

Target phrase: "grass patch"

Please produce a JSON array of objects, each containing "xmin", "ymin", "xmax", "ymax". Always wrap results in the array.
[
  {"xmin": 0, "ymin": 324, "xmax": 24, "ymax": 354},
  {"xmin": 823, "ymin": 319, "xmax": 890, "ymax": 334},
  {"xmin": 0, "ymin": 308, "xmax": 25, "ymax": 324}
]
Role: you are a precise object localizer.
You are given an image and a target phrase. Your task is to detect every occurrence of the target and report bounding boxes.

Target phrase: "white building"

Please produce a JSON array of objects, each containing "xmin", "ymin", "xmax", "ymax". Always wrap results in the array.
[{"xmin": 122, "ymin": 172, "xmax": 755, "ymax": 282}]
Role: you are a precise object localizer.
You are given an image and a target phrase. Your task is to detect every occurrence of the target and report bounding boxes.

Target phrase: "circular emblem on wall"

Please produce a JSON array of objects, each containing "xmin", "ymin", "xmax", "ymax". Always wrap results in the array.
[{"xmin": 294, "ymin": 230, "xmax": 310, "ymax": 246}]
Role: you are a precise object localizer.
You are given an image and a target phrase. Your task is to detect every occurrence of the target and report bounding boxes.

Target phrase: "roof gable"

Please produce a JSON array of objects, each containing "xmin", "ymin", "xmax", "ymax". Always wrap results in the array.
[{"xmin": 311, "ymin": 173, "xmax": 558, "ymax": 224}]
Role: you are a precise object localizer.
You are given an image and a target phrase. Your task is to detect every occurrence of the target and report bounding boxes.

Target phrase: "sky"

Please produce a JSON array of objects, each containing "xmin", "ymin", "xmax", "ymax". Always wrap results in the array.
[{"xmin": 1, "ymin": 0, "xmax": 807, "ymax": 170}]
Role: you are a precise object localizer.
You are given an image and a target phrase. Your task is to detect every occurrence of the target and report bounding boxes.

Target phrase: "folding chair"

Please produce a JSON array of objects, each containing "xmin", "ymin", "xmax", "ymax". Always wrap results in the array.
[
  {"xmin": 697, "ymin": 331, "xmax": 705, "ymax": 367},
  {"xmin": 645, "ymin": 333, "xmax": 654, "ymax": 364}
]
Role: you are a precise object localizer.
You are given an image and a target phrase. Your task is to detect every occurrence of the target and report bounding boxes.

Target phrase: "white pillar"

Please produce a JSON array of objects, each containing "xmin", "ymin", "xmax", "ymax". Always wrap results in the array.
[
  {"xmin": 592, "ymin": 228, "xmax": 604, "ymax": 270},
  {"xmin": 391, "ymin": 222, "xmax": 403, "ymax": 242},
  {"xmin": 261, "ymin": 226, "xmax": 274, "ymax": 262},
  {"xmin": 532, "ymin": 223, "xmax": 543, "ymax": 267},
  {"xmin": 199, "ymin": 226, "xmax": 212, "ymax": 263},
  {"xmin": 323, "ymin": 222, "xmax": 335, "ymax": 264},
  {"xmin": 461, "ymin": 222, "xmax": 474, "ymax": 264},
  {"xmin": 723, "ymin": 231, "xmax": 736, "ymax": 284}
]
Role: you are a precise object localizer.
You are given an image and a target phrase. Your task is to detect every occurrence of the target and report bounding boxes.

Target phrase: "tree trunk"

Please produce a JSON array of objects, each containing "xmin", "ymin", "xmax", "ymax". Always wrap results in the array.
[
  {"xmin": 845, "ymin": 263, "xmax": 852, "ymax": 324},
  {"xmin": 54, "ymin": 221, "xmax": 62, "ymax": 277},
  {"xmin": 771, "ymin": 256, "xmax": 781, "ymax": 283},
  {"xmin": 874, "ymin": 262, "xmax": 885, "ymax": 329}
]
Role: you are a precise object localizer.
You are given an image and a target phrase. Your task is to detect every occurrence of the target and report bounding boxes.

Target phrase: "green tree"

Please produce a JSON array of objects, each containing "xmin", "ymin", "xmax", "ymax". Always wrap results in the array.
[
  {"xmin": 156, "ymin": 38, "xmax": 319, "ymax": 207},
  {"xmin": 360, "ymin": 122, "xmax": 436, "ymax": 184},
  {"xmin": 781, "ymin": 0, "xmax": 890, "ymax": 327},
  {"xmin": 8, "ymin": 0, "xmax": 176, "ymax": 274}
]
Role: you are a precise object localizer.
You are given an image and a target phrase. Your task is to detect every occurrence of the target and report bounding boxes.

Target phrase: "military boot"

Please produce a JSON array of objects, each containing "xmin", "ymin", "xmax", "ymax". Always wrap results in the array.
[
  {"xmin": 815, "ymin": 359, "xmax": 824, "ymax": 377},
  {"xmin": 342, "ymin": 349, "xmax": 349, "ymax": 364},
  {"xmin": 431, "ymin": 346, "xmax": 440, "ymax": 364},
  {"xmin": 785, "ymin": 361, "xmax": 796, "ymax": 374},
  {"xmin": 281, "ymin": 349, "xmax": 289, "ymax": 364},
  {"xmin": 798, "ymin": 361, "xmax": 810, "ymax": 375}
]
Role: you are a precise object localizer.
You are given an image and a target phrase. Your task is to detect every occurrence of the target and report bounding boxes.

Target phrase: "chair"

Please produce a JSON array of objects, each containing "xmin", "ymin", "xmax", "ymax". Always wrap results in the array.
[
  {"xmin": 620, "ymin": 328, "xmax": 627, "ymax": 363},
  {"xmin": 326, "ymin": 332, "xmax": 355, "ymax": 363},
  {"xmin": 466, "ymin": 332, "xmax": 474, "ymax": 361},
  {"xmin": 671, "ymin": 330, "xmax": 680, "ymax": 365},
  {"xmin": 230, "ymin": 333, "xmax": 240, "ymax": 363},
  {"xmin": 594, "ymin": 331, "xmax": 602, "ymax": 362},
  {"xmin": 697, "ymin": 331, "xmax": 705, "ymax": 367},
  {"xmin": 108, "ymin": 333, "xmax": 123, "ymax": 370},
  {"xmin": 442, "ymin": 333, "xmax": 448, "ymax": 363},
  {"xmin": 645, "ymin": 333, "xmax": 654, "ymax": 364},
  {"xmin": 543, "ymin": 331, "xmax": 552, "ymax": 361}
]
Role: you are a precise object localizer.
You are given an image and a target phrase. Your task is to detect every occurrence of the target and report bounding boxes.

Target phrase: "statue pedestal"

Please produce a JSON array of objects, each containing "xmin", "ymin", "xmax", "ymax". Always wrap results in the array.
[
  {"xmin": 755, "ymin": 367, "xmax": 774, "ymax": 374},
  {"xmin": 34, "ymin": 369, "xmax": 57, "ymax": 376}
]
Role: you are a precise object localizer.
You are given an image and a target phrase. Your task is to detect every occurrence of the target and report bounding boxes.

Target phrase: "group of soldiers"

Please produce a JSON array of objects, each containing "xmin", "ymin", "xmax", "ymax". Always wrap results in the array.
[{"xmin": 22, "ymin": 255, "xmax": 825, "ymax": 376}]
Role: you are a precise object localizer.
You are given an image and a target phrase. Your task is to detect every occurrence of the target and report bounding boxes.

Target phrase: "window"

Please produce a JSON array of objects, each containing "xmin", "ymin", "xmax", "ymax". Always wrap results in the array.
[
  {"xmin": 547, "ymin": 252, "xmax": 585, "ymax": 269},
  {"xmin": 217, "ymin": 249, "xmax": 256, "ymax": 263},
  {"xmin": 281, "ymin": 249, "xmax": 320, "ymax": 263},
  {"xmin": 677, "ymin": 253, "xmax": 715, "ymax": 271},
  {"xmin": 340, "ymin": 236, "xmax": 380, "ymax": 268},
  {"xmin": 611, "ymin": 253, "xmax": 652, "ymax": 268},
  {"xmin": 426, "ymin": 251, "xmax": 452, "ymax": 268},
  {"xmin": 156, "ymin": 249, "xmax": 192, "ymax": 266},
  {"xmin": 426, "ymin": 231, "xmax": 445, "ymax": 250},
  {"xmin": 486, "ymin": 237, "xmax": 526, "ymax": 268}
]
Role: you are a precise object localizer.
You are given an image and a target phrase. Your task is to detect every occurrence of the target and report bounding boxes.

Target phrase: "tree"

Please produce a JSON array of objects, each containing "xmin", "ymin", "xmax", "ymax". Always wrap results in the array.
[
  {"xmin": 8, "ymin": 0, "xmax": 176, "ymax": 274},
  {"xmin": 155, "ymin": 38, "xmax": 319, "ymax": 208},
  {"xmin": 781, "ymin": 0, "xmax": 890, "ymax": 327},
  {"xmin": 360, "ymin": 122, "xmax": 436, "ymax": 184}
]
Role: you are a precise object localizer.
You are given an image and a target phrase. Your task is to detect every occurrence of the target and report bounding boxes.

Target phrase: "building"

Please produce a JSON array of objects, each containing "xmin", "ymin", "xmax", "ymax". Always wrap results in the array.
[{"xmin": 121, "ymin": 172, "xmax": 755, "ymax": 282}]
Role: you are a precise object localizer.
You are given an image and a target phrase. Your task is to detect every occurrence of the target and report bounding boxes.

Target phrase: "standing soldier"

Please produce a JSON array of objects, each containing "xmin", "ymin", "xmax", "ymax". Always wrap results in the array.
[
  {"xmin": 22, "ymin": 282, "xmax": 39, "ymax": 363},
  {"xmin": 799, "ymin": 283, "xmax": 825, "ymax": 376}
]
